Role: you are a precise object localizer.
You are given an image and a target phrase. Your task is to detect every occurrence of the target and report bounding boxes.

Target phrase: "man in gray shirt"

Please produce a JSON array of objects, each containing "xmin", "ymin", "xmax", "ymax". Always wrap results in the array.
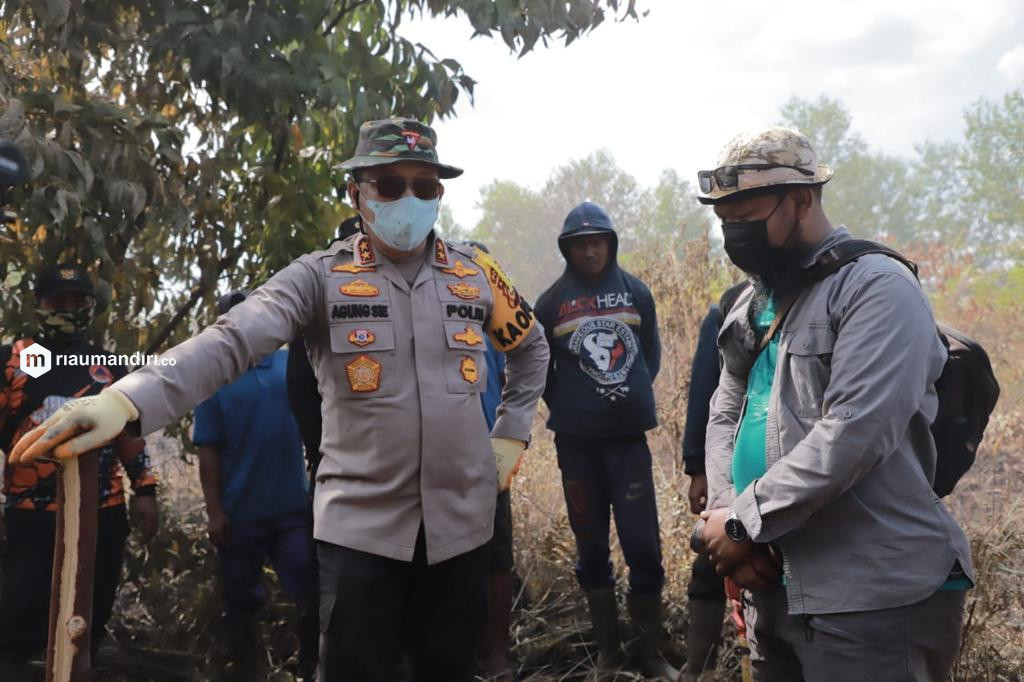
[
  {"xmin": 693, "ymin": 126, "xmax": 973, "ymax": 681},
  {"xmin": 12, "ymin": 117, "xmax": 549, "ymax": 681}
]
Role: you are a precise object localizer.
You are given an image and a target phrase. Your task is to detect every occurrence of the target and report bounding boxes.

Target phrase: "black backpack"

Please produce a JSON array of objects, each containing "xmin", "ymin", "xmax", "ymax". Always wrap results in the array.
[{"xmin": 720, "ymin": 239, "xmax": 1001, "ymax": 497}]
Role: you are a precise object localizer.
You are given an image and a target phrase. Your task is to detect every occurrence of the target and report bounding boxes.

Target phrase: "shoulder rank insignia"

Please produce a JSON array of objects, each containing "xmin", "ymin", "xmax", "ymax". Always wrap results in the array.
[
  {"xmin": 447, "ymin": 283, "xmax": 481, "ymax": 301},
  {"xmin": 333, "ymin": 263, "xmax": 376, "ymax": 274},
  {"xmin": 441, "ymin": 260, "xmax": 479, "ymax": 279},
  {"xmin": 355, "ymin": 235, "xmax": 376, "ymax": 265},
  {"xmin": 453, "ymin": 326, "xmax": 484, "ymax": 346},
  {"xmin": 340, "ymin": 279, "xmax": 380, "ymax": 297},
  {"xmin": 345, "ymin": 354, "xmax": 381, "ymax": 392},
  {"xmin": 459, "ymin": 356, "xmax": 479, "ymax": 384},
  {"xmin": 348, "ymin": 329, "xmax": 375, "ymax": 347},
  {"xmin": 434, "ymin": 239, "xmax": 450, "ymax": 265}
]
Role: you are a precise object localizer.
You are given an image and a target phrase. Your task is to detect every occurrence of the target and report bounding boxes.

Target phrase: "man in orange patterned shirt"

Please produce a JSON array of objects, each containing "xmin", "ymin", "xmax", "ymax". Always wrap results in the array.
[{"xmin": 0, "ymin": 263, "xmax": 158, "ymax": 677}]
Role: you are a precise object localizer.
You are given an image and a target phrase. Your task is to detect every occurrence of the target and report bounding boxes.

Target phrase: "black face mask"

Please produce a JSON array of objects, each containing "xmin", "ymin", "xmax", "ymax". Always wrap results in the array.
[{"xmin": 721, "ymin": 195, "xmax": 806, "ymax": 284}]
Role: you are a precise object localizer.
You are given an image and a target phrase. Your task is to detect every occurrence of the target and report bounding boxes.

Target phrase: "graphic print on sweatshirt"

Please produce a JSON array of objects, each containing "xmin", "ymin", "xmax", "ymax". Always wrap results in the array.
[{"xmin": 553, "ymin": 291, "xmax": 641, "ymax": 397}]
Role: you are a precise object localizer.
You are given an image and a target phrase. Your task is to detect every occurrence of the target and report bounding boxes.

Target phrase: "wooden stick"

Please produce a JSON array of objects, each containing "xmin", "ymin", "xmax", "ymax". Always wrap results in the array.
[{"xmin": 45, "ymin": 452, "xmax": 98, "ymax": 682}]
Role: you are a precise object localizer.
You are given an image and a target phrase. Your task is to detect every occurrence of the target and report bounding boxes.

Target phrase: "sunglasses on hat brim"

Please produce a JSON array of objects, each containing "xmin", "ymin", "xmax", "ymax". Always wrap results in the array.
[{"xmin": 698, "ymin": 163, "xmax": 816, "ymax": 194}]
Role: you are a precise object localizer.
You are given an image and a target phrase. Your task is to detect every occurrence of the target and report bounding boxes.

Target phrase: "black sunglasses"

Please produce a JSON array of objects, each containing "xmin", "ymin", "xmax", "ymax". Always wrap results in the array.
[
  {"xmin": 358, "ymin": 176, "xmax": 442, "ymax": 200},
  {"xmin": 698, "ymin": 163, "xmax": 815, "ymax": 194}
]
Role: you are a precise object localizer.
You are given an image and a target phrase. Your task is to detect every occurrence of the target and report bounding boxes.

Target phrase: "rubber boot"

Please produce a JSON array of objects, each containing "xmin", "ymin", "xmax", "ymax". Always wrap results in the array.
[
  {"xmin": 682, "ymin": 598, "xmax": 726, "ymax": 680},
  {"xmin": 224, "ymin": 616, "xmax": 264, "ymax": 682},
  {"xmin": 483, "ymin": 571, "xmax": 515, "ymax": 681},
  {"xmin": 584, "ymin": 588, "xmax": 626, "ymax": 675},
  {"xmin": 627, "ymin": 593, "xmax": 680, "ymax": 681}
]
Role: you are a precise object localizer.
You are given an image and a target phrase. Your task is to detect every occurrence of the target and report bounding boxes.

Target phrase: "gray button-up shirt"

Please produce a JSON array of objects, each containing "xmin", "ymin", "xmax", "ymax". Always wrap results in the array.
[
  {"xmin": 706, "ymin": 228, "xmax": 974, "ymax": 614},
  {"xmin": 116, "ymin": 233, "xmax": 549, "ymax": 564}
]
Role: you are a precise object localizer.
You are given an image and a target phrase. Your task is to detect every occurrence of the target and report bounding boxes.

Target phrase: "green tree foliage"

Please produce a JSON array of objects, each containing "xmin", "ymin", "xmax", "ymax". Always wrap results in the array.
[
  {"xmin": 472, "ymin": 150, "xmax": 710, "ymax": 301},
  {"xmin": 962, "ymin": 89, "xmax": 1024, "ymax": 246},
  {"xmin": 0, "ymin": 0, "xmax": 640, "ymax": 355}
]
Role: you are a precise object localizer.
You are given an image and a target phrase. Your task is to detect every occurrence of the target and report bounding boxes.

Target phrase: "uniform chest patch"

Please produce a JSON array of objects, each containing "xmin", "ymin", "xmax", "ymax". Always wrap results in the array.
[
  {"xmin": 333, "ymin": 263, "xmax": 376, "ymax": 274},
  {"xmin": 348, "ymin": 329, "xmax": 375, "ymax": 347},
  {"xmin": 459, "ymin": 356, "xmax": 479, "ymax": 384},
  {"xmin": 569, "ymin": 317, "xmax": 638, "ymax": 386},
  {"xmin": 447, "ymin": 283, "xmax": 481, "ymax": 301},
  {"xmin": 345, "ymin": 355, "xmax": 382, "ymax": 392},
  {"xmin": 340, "ymin": 279, "xmax": 380, "ymax": 297},
  {"xmin": 453, "ymin": 327, "xmax": 484, "ymax": 346},
  {"xmin": 441, "ymin": 261, "xmax": 479, "ymax": 279}
]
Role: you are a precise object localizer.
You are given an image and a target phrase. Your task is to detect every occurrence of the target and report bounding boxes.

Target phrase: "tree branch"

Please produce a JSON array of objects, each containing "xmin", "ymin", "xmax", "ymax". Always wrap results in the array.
[{"xmin": 322, "ymin": 0, "xmax": 372, "ymax": 37}]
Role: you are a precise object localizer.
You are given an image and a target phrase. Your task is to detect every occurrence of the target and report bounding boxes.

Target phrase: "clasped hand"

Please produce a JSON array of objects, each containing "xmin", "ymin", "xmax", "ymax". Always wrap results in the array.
[{"xmin": 699, "ymin": 508, "xmax": 781, "ymax": 591}]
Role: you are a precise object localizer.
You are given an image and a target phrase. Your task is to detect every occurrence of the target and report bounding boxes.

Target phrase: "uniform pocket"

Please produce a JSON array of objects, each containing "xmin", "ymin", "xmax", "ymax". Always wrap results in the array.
[
  {"xmin": 328, "ymin": 322, "xmax": 398, "ymax": 398},
  {"xmin": 783, "ymin": 324, "xmax": 836, "ymax": 418},
  {"xmin": 442, "ymin": 323, "xmax": 487, "ymax": 394}
]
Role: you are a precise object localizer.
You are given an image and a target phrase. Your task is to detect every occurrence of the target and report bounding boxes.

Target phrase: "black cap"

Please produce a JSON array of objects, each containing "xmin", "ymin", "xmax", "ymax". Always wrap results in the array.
[
  {"xmin": 217, "ymin": 289, "xmax": 250, "ymax": 315},
  {"xmin": 34, "ymin": 264, "xmax": 96, "ymax": 299}
]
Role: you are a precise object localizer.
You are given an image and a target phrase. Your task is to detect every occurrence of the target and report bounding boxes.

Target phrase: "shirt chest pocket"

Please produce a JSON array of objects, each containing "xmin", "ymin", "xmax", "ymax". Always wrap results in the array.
[
  {"xmin": 783, "ymin": 324, "xmax": 836, "ymax": 418},
  {"xmin": 442, "ymin": 320, "xmax": 487, "ymax": 394},
  {"xmin": 328, "ymin": 322, "xmax": 398, "ymax": 399}
]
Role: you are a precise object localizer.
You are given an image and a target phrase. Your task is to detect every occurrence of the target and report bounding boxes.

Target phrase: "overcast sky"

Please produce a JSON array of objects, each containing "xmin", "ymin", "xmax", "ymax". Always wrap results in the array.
[{"xmin": 398, "ymin": 0, "xmax": 1024, "ymax": 230}]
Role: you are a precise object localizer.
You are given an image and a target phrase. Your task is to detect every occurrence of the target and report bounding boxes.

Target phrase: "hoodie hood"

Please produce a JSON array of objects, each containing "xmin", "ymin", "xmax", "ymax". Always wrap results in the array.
[{"xmin": 557, "ymin": 201, "xmax": 619, "ymax": 266}]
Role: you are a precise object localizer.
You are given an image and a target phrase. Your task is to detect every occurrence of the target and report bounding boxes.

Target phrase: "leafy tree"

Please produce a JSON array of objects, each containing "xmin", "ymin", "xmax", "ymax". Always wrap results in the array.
[
  {"xmin": 779, "ymin": 95, "xmax": 918, "ymax": 244},
  {"xmin": 0, "ymin": 0, "xmax": 641, "ymax": 355},
  {"xmin": 961, "ymin": 88, "xmax": 1024, "ymax": 247},
  {"xmin": 471, "ymin": 150, "xmax": 710, "ymax": 301}
]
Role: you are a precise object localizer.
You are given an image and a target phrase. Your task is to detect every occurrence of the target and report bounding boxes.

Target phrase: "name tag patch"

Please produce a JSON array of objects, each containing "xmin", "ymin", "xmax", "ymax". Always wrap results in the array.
[{"xmin": 332, "ymin": 304, "xmax": 390, "ymax": 320}]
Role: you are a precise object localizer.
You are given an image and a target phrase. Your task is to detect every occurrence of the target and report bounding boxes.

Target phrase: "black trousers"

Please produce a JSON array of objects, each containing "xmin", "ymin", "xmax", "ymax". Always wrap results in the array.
[
  {"xmin": 0, "ymin": 505, "xmax": 130, "ymax": 664},
  {"xmin": 317, "ymin": 527, "xmax": 487, "ymax": 682},
  {"xmin": 555, "ymin": 433, "xmax": 666, "ymax": 595}
]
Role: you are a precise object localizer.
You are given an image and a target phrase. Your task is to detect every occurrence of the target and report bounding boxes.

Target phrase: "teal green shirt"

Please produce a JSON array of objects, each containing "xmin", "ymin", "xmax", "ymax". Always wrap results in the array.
[{"xmin": 733, "ymin": 298, "xmax": 778, "ymax": 496}]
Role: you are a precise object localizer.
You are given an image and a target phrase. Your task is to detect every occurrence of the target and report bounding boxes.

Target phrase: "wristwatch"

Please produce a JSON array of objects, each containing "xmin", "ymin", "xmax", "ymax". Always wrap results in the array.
[{"xmin": 725, "ymin": 509, "xmax": 748, "ymax": 543}]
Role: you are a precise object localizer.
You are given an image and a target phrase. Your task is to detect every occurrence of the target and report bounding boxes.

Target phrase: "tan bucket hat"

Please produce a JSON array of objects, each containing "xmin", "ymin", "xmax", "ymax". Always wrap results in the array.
[{"xmin": 697, "ymin": 126, "xmax": 833, "ymax": 204}]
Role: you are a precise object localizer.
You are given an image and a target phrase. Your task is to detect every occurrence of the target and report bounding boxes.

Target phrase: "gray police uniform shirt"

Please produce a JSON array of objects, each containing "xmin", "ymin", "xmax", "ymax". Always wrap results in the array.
[
  {"xmin": 705, "ymin": 228, "xmax": 974, "ymax": 615},
  {"xmin": 115, "ymin": 233, "xmax": 549, "ymax": 564}
]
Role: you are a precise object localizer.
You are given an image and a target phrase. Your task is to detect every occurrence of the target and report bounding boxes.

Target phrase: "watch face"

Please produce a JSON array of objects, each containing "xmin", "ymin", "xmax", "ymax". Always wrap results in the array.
[{"xmin": 725, "ymin": 517, "xmax": 747, "ymax": 542}]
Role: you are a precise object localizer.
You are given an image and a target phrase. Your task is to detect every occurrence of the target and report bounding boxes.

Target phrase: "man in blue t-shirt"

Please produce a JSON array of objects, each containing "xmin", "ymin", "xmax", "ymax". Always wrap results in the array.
[{"xmin": 194, "ymin": 290, "xmax": 317, "ymax": 682}]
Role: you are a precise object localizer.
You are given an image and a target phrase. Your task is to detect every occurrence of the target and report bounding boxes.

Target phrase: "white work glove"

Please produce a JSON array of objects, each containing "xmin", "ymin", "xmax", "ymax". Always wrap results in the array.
[
  {"xmin": 8, "ymin": 389, "xmax": 139, "ymax": 465},
  {"xmin": 492, "ymin": 437, "xmax": 526, "ymax": 492}
]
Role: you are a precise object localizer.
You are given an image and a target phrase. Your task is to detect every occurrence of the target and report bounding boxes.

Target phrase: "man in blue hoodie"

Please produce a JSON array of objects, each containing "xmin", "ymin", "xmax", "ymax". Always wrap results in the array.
[{"xmin": 534, "ymin": 202, "xmax": 677, "ymax": 680}]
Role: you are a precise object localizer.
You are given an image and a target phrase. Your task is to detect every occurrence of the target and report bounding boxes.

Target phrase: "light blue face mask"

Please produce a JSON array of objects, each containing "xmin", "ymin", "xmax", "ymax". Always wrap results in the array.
[{"xmin": 363, "ymin": 196, "xmax": 439, "ymax": 251}]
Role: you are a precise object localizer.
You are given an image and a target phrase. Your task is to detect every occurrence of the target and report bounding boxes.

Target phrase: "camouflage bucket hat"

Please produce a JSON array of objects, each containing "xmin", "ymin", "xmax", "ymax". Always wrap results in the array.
[
  {"xmin": 696, "ymin": 126, "xmax": 833, "ymax": 205},
  {"xmin": 337, "ymin": 117, "xmax": 463, "ymax": 179}
]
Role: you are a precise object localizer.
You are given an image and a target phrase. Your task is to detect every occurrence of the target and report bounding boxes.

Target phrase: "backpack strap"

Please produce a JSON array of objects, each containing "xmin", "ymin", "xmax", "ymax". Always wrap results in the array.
[{"xmin": 808, "ymin": 239, "xmax": 918, "ymax": 282}]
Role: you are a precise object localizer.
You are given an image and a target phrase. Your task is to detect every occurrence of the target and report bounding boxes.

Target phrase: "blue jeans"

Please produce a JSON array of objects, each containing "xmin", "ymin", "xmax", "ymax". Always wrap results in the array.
[{"xmin": 555, "ymin": 433, "xmax": 665, "ymax": 595}]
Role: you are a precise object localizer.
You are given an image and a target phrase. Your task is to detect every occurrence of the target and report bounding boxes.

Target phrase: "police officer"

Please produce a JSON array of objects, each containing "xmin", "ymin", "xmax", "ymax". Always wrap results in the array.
[{"xmin": 11, "ymin": 117, "xmax": 550, "ymax": 681}]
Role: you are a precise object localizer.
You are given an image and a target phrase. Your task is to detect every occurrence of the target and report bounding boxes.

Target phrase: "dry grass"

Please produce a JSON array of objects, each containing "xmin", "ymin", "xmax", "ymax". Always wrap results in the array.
[{"xmin": 60, "ymin": 236, "xmax": 1023, "ymax": 681}]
